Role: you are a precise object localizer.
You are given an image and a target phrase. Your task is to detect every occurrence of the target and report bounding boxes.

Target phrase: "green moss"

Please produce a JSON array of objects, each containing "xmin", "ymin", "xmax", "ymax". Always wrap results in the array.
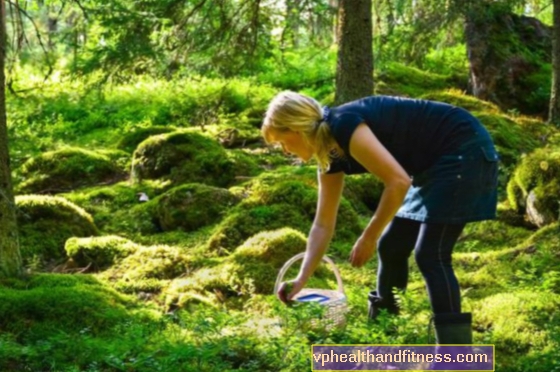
[
  {"xmin": 420, "ymin": 89, "xmax": 500, "ymax": 112},
  {"xmin": 343, "ymin": 174, "xmax": 384, "ymax": 215},
  {"xmin": 458, "ymin": 223, "xmax": 560, "ymax": 297},
  {"xmin": 474, "ymin": 112, "xmax": 543, "ymax": 169},
  {"xmin": 225, "ymin": 149, "xmax": 263, "ymax": 178},
  {"xmin": 455, "ymin": 219, "xmax": 533, "ymax": 254},
  {"xmin": 226, "ymin": 228, "xmax": 315, "ymax": 295},
  {"xmin": 475, "ymin": 291, "xmax": 560, "ymax": 354},
  {"xmin": 208, "ymin": 178, "xmax": 362, "ymax": 254},
  {"xmin": 65, "ymin": 235, "xmax": 139, "ymax": 269},
  {"xmin": 376, "ymin": 62, "xmax": 453, "ymax": 97},
  {"xmin": 104, "ymin": 198, "xmax": 162, "ymax": 236},
  {"xmin": 116, "ymin": 125, "xmax": 177, "ymax": 153},
  {"xmin": 16, "ymin": 147, "xmax": 126, "ymax": 194},
  {"xmin": 511, "ymin": 223, "xmax": 560, "ymax": 278},
  {"xmin": 0, "ymin": 274, "xmax": 137, "ymax": 339},
  {"xmin": 164, "ymin": 265, "xmax": 238, "ymax": 309},
  {"xmin": 16, "ymin": 195, "xmax": 99, "ymax": 265},
  {"xmin": 155, "ymin": 183, "xmax": 241, "ymax": 232},
  {"xmin": 506, "ymin": 148, "xmax": 560, "ymax": 222},
  {"xmin": 131, "ymin": 130, "xmax": 237, "ymax": 187},
  {"xmin": 232, "ymin": 228, "xmax": 306, "ymax": 267},
  {"xmin": 62, "ymin": 180, "xmax": 172, "ymax": 232},
  {"xmin": 164, "ymin": 228, "xmax": 333, "ymax": 310},
  {"xmin": 112, "ymin": 277, "xmax": 167, "ymax": 295},
  {"xmin": 207, "ymin": 203, "xmax": 310, "ymax": 254},
  {"xmin": 104, "ymin": 245, "xmax": 192, "ymax": 282},
  {"xmin": 97, "ymin": 148, "xmax": 133, "ymax": 173}
]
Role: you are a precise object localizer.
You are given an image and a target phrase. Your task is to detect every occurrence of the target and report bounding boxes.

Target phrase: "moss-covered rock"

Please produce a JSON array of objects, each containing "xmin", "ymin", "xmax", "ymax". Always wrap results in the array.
[
  {"xmin": 343, "ymin": 174, "xmax": 384, "ymax": 215},
  {"xmin": 16, "ymin": 147, "xmax": 126, "ymax": 194},
  {"xmin": 16, "ymin": 195, "xmax": 99, "ymax": 265},
  {"xmin": 116, "ymin": 125, "xmax": 177, "ymax": 153},
  {"xmin": 103, "ymin": 245, "xmax": 192, "ymax": 283},
  {"xmin": 507, "ymin": 147, "xmax": 560, "ymax": 226},
  {"xmin": 225, "ymin": 149, "xmax": 263, "ymax": 178},
  {"xmin": 421, "ymin": 89, "xmax": 500, "ymax": 113},
  {"xmin": 225, "ymin": 228, "xmax": 308, "ymax": 294},
  {"xmin": 474, "ymin": 112, "xmax": 544, "ymax": 169},
  {"xmin": 207, "ymin": 203, "xmax": 310, "ymax": 254},
  {"xmin": 109, "ymin": 200, "xmax": 161, "ymax": 235},
  {"xmin": 97, "ymin": 148, "xmax": 133, "ymax": 173},
  {"xmin": 207, "ymin": 179, "xmax": 362, "ymax": 254},
  {"xmin": 131, "ymin": 130, "xmax": 237, "ymax": 187},
  {"xmin": 0, "ymin": 274, "xmax": 138, "ymax": 339},
  {"xmin": 62, "ymin": 180, "xmax": 172, "ymax": 232},
  {"xmin": 65, "ymin": 235, "xmax": 139, "ymax": 269},
  {"xmin": 164, "ymin": 228, "xmax": 334, "ymax": 309},
  {"xmin": 155, "ymin": 184, "xmax": 241, "ymax": 232},
  {"xmin": 376, "ymin": 62, "xmax": 454, "ymax": 97}
]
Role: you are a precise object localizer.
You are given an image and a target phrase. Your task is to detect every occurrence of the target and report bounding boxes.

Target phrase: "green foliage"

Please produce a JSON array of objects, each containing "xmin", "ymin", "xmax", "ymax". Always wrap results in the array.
[
  {"xmin": 16, "ymin": 147, "xmax": 126, "ymax": 194},
  {"xmin": 423, "ymin": 44, "xmax": 470, "ymax": 77},
  {"xmin": 7, "ymin": 77, "xmax": 276, "ymax": 166},
  {"xmin": 16, "ymin": 195, "xmax": 99, "ymax": 266},
  {"xmin": 65, "ymin": 235, "xmax": 139, "ymax": 269}
]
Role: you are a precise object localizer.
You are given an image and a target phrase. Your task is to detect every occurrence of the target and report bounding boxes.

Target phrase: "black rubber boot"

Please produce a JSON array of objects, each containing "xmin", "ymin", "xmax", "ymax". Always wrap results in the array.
[
  {"xmin": 367, "ymin": 291, "xmax": 399, "ymax": 321},
  {"xmin": 433, "ymin": 312, "xmax": 473, "ymax": 344}
]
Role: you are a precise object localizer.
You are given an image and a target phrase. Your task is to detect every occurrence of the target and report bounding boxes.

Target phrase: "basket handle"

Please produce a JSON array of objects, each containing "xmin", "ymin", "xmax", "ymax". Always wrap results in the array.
[{"xmin": 273, "ymin": 252, "xmax": 345, "ymax": 296}]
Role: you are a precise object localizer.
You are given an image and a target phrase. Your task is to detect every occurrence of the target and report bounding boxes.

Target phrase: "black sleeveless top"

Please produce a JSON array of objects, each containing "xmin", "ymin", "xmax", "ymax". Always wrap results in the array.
[{"xmin": 325, "ymin": 95, "xmax": 483, "ymax": 175}]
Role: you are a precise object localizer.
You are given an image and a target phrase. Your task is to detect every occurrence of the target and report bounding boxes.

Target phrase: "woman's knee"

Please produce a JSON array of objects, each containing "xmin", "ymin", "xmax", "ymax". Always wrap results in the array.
[{"xmin": 377, "ymin": 217, "xmax": 420, "ymax": 260}]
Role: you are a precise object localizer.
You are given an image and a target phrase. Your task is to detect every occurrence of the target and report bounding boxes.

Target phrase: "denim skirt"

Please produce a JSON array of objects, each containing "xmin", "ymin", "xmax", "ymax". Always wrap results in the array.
[{"xmin": 395, "ymin": 127, "xmax": 499, "ymax": 224}]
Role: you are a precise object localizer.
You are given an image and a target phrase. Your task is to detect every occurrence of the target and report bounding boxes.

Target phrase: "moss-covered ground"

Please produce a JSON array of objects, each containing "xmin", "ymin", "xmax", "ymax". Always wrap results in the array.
[{"xmin": 2, "ymin": 63, "xmax": 559, "ymax": 372}]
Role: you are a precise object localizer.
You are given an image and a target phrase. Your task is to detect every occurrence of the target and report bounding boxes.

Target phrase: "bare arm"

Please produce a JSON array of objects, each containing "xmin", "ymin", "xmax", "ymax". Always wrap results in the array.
[
  {"xmin": 295, "ymin": 170, "xmax": 345, "ymax": 283},
  {"xmin": 348, "ymin": 123, "xmax": 412, "ymax": 267},
  {"xmin": 278, "ymin": 170, "xmax": 344, "ymax": 302}
]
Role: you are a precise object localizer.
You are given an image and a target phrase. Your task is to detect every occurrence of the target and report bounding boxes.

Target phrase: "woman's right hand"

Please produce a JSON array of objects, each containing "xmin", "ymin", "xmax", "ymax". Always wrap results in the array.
[{"xmin": 277, "ymin": 279, "xmax": 306, "ymax": 304}]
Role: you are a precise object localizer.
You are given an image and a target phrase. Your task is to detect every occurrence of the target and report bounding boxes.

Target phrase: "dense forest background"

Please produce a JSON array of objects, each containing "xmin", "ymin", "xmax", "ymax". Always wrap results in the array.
[{"xmin": 0, "ymin": 0, "xmax": 559, "ymax": 371}]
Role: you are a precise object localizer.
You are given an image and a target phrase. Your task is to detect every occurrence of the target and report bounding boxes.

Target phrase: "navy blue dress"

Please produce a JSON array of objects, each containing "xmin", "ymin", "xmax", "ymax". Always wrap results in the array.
[{"xmin": 325, "ymin": 95, "xmax": 499, "ymax": 224}]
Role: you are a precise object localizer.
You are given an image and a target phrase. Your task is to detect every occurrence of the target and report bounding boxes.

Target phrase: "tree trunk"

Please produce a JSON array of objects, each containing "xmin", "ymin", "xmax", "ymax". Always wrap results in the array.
[
  {"xmin": 549, "ymin": 0, "xmax": 560, "ymax": 126},
  {"xmin": 0, "ymin": 0, "xmax": 22, "ymax": 278},
  {"xmin": 334, "ymin": 0, "xmax": 374, "ymax": 105}
]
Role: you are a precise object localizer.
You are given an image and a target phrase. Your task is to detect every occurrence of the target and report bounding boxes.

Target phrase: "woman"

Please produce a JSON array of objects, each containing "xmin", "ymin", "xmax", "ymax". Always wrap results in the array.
[{"xmin": 262, "ymin": 91, "xmax": 499, "ymax": 344}]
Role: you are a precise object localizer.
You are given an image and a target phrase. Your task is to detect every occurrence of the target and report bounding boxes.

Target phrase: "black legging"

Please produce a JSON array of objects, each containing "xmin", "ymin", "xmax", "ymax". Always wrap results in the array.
[{"xmin": 376, "ymin": 217, "xmax": 466, "ymax": 314}]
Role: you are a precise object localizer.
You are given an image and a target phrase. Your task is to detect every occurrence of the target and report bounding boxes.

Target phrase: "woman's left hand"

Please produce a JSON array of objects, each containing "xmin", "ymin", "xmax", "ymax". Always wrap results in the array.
[{"xmin": 349, "ymin": 232, "xmax": 379, "ymax": 267}]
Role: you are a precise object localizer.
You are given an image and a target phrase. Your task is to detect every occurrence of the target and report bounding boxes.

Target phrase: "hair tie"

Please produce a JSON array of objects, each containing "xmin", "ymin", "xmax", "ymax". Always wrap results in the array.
[{"xmin": 315, "ymin": 106, "xmax": 330, "ymax": 128}]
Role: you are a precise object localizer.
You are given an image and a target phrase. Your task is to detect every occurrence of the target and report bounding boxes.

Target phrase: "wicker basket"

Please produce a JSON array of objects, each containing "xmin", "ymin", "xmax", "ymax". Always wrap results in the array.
[{"xmin": 274, "ymin": 252, "xmax": 348, "ymax": 330}]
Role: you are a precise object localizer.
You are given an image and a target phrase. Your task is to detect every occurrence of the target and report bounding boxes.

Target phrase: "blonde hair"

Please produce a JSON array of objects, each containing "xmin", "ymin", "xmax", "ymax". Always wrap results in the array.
[{"xmin": 262, "ymin": 91, "xmax": 339, "ymax": 172}]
